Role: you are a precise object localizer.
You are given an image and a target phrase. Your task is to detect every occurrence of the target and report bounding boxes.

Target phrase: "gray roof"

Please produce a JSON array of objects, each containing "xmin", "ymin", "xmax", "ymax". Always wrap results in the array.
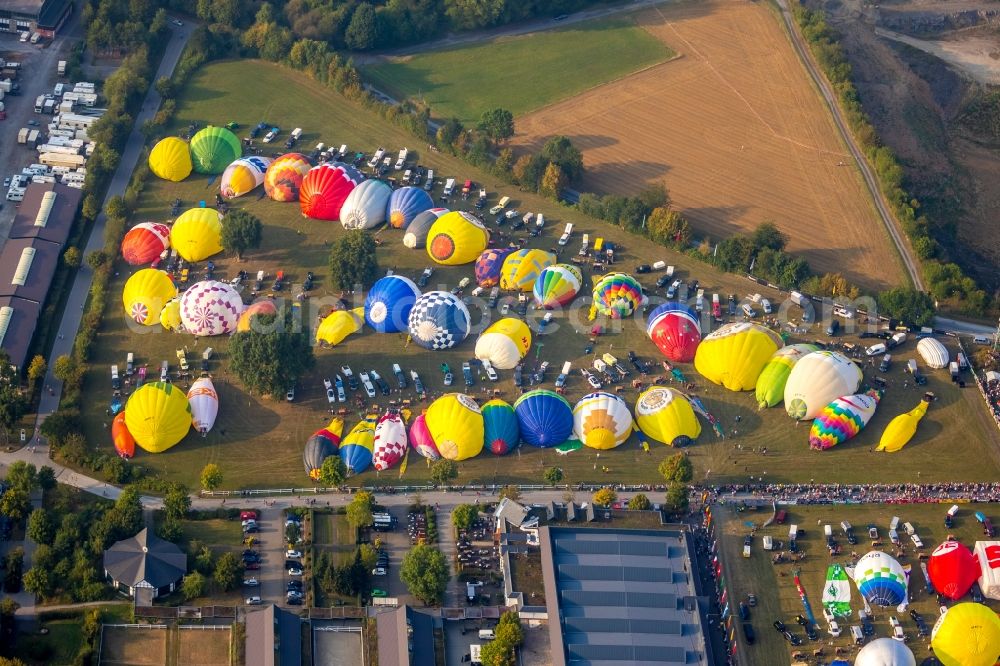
[
  {"xmin": 245, "ymin": 606, "xmax": 274, "ymax": 666},
  {"xmin": 0, "ymin": 237, "xmax": 60, "ymax": 304},
  {"xmin": 493, "ymin": 498, "xmax": 529, "ymax": 528},
  {"xmin": 103, "ymin": 528, "xmax": 186, "ymax": 589},
  {"xmin": 407, "ymin": 607, "xmax": 436, "ymax": 666},
  {"xmin": 0, "ymin": 296, "xmax": 40, "ymax": 372},
  {"xmin": 9, "ymin": 182, "xmax": 82, "ymax": 246},
  {"xmin": 540, "ymin": 527, "xmax": 708, "ymax": 666},
  {"xmin": 377, "ymin": 607, "xmax": 408, "ymax": 666}
]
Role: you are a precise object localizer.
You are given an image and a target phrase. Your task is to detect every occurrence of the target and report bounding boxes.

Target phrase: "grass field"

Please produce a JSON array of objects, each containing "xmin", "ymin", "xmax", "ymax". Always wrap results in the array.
[
  {"xmin": 99, "ymin": 627, "xmax": 166, "ymax": 666},
  {"xmin": 15, "ymin": 619, "xmax": 84, "ymax": 665},
  {"xmin": 76, "ymin": 59, "xmax": 1000, "ymax": 493},
  {"xmin": 175, "ymin": 627, "xmax": 230, "ymax": 666},
  {"xmin": 717, "ymin": 503, "xmax": 1000, "ymax": 664},
  {"xmin": 181, "ymin": 518, "xmax": 242, "ymax": 553},
  {"xmin": 514, "ymin": 0, "xmax": 903, "ymax": 291},
  {"xmin": 362, "ymin": 17, "xmax": 672, "ymax": 123}
]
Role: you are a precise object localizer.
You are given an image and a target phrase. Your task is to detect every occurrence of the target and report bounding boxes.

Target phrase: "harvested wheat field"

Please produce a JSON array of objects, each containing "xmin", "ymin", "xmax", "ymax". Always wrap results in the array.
[{"xmin": 515, "ymin": 0, "xmax": 904, "ymax": 290}]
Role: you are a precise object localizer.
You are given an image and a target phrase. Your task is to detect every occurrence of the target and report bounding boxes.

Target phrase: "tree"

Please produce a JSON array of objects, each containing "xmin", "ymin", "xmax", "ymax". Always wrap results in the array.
[
  {"xmin": 104, "ymin": 196, "xmax": 127, "ymax": 221},
  {"xmin": 511, "ymin": 154, "xmax": 546, "ymax": 191},
  {"xmin": 358, "ymin": 543, "xmax": 378, "ymax": 570},
  {"xmin": 230, "ymin": 313, "xmax": 315, "ymax": 397},
  {"xmin": 200, "ymin": 464, "xmax": 223, "ymax": 491},
  {"xmin": 40, "ymin": 409, "xmax": 80, "ymax": 448},
  {"xmin": 639, "ymin": 182, "xmax": 670, "ymax": 210},
  {"xmin": 62, "ymin": 247, "xmax": 81, "ymax": 268},
  {"xmin": 451, "ymin": 504, "xmax": 478, "ymax": 532},
  {"xmin": 436, "ymin": 117, "xmax": 464, "ymax": 149},
  {"xmin": 876, "ymin": 287, "xmax": 936, "ymax": 327},
  {"xmin": 592, "ymin": 487, "xmax": 617, "ymax": 507},
  {"xmin": 498, "ymin": 485, "xmax": 521, "ymax": 502},
  {"xmin": 540, "ymin": 135, "xmax": 584, "ymax": 182},
  {"xmin": 154, "ymin": 76, "xmax": 175, "ymax": 99},
  {"xmin": 328, "ymin": 230, "xmax": 379, "ymax": 290},
  {"xmin": 346, "ymin": 490, "xmax": 375, "ymax": 529},
  {"xmin": 86, "ymin": 249, "xmax": 109, "ymax": 270},
  {"xmin": 0, "ymin": 489, "xmax": 30, "ymax": 523},
  {"xmin": 221, "ymin": 209, "xmax": 263, "ymax": 260},
  {"xmin": 163, "ymin": 485, "xmax": 191, "ymax": 521},
  {"xmin": 399, "ymin": 544, "xmax": 449, "ymax": 605},
  {"xmin": 664, "ymin": 482, "xmax": 689, "ymax": 515},
  {"xmin": 6, "ymin": 461, "xmax": 37, "ymax": 492},
  {"xmin": 429, "ymin": 459, "xmax": 458, "ymax": 487},
  {"xmin": 194, "ymin": 545, "xmax": 215, "ymax": 575},
  {"xmin": 318, "ymin": 456, "xmax": 346, "ymax": 486},
  {"xmin": 627, "ymin": 494, "xmax": 652, "ymax": 511},
  {"xmin": 750, "ymin": 221, "xmax": 787, "ymax": 251},
  {"xmin": 26, "ymin": 356, "xmax": 47, "ymax": 384},
  {"xmin": 647, "ymin": 207, "xmax": 690, "ymax": 248},
  {"xmin": 478, "ymin": 107, "xmax": 514, "ymax": 142},
  {"xmin": 543, "ymin": 466, "xmax": 563, "ymax": 485},
  {"xmin": 0, "ymin": 351, "xmax": 26, "ymax": 431},
  {"xmin": 658, "ymin": 453, "xmax": 693, "ymax": 483},
  {"xmin": 53, "ymin": 355, "xmax": 81, "ymax": 384},
  {"xmin": 27, "ymin": 509, "xmax": 54, "ymax": 545},
  {"xmin": 539, "ymin": 162, "xmax": 567, "ymax": 199},
  {"xmin": 345, "ymin": 2, "xmax": 377, "ymax": 50},
  {"xmin": 158, "ymin": 518, "xmax": 182, "ymax": 542},
  {"xmin": 181, "ymin": 572, "xmax": 206, "ymax": 600},
  {"xmin": 36, "ymin": 466, "xmax": 55, "ymax": 491},
  {"xmin": 214, "ymin": 552, "xmax": 242, "ymax": 591},
  {"xmin": 22, "ymin": 566, "xmax": 52, "ymax": 598}
]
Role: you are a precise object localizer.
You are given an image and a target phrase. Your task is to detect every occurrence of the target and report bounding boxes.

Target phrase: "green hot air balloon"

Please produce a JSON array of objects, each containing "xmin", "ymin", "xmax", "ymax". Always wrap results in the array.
[
  {"xmin": 189, "ymin": 126, "xmax": 242, "ymax": 174},
  {"xmin": 755, "ymin": 343, "xmax": 819, "ymax": 409}
]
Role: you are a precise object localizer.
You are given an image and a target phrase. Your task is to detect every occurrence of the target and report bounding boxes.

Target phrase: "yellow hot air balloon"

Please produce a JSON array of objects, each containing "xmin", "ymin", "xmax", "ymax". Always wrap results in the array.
[
  {"xmin": 122, "ymin": 269, "xmax": 176, "ymax": 326},
  {"xmin": 316, "ymin": 307, "xmax": 365, "ymax": 346},
  {"xmin": 474, "ymin": 318, "xmax": 531, "ymax": 370},
  {"xmin": 573, "ymin": 391, "xmax": 633, "ymax": 450},
  {"xmin": 123, "ymin": 382, "xmax": 192, "ymax": 453},
  {"xmin": 424, "ymin": 393, "xmax": 484, "ymax": 461},
  {"xmin": 931, "ymin": 602, "xmax": 1000, "ymax": 666},
  {"xmin": 426, "ymin": 211, "xmax": 490, "ymax": 265},
  {"xmin": 170, "ymin": 208, "xmax": 223, "ymax": 262},
  {"xmin": 875, "ymin": 395, "xmax": 932, "ymax": 453},
  {"xmin": 499, "ymin": 249, "xmax": 556, "ymax": 292},
  {"xmin": 159, "ymin": 297, "xmax": 182, "ymax": 331},
  {"xmin": 148, "ymin": 136, "xmax": 192, "ymax": 182},
  {"xmin": 634, "ymin": 386, "xmax": 701, "ymax": 447},
  {"xmin": 694, "ymin": 322, "xmax": 782, "ymax": 391}
]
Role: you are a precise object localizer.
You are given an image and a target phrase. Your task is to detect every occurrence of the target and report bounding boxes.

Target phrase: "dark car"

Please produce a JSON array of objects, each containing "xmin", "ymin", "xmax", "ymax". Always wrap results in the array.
[
  {"xmin": 805, "ymin": 625, "xmax": 818, "ymax": 641},
  {"xmin": 656, "ymin": 274, "xmax": 672, "ymax": 288},
  {"xmin": 984, "ymin": 517, "xmax": 996, "ymax": 537},
  {"xmin": 738, "ymin": 602, "xmax": 749, "ymax": 621},
  {"xmin": 287, "ymin": 581, "xmax": 303, "ymax": 592},
  {"xmin": 826, "ymin": 320, "xmax": 840, "ymax": 336},
  {"xmin": 286, "ymin": 596, "xmax": 304, "ymax": 605},
  {"xmin": 635, "ymin": 264, "xmax": 651, "ymax": 274},
  {"xmin": 742, "ymin": 622, "xmax": 755, "ymax": 645},
  {"xmin": 773, "ymin": 620, "xmax": 786, "ymax": 633},
  {"xmin": 285, "ymin": 559, "xmax": 301, "ymax": 569}
]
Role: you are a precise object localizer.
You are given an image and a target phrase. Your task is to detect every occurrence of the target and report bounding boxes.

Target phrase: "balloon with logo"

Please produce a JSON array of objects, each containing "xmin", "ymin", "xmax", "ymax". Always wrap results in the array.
[
  {"xmin": 853, "ymin": 551, "xmax": 908, "ymax": 608},
  {"xmin": 149, "ymin": 136, "xmax": 192, "ymax": 182},
  {"xmin": 170, "ymin": 208, "xmax": 223, "ymax": 262},
  {"xmin": 755, "ymin": 344, "xmax": 820, "ymax": 408},
  {"xmin": 424, "ymin": 394, "xmax": 484, "ymax": 461},
  {"xmin": 514, "ymin": 390, "xmax": 573, "ymax": 448},
  {"xmin": 784, "ymin": 351, "xmax": 863, "ymax": 420},
  {"xmin": 180, "ymin": 280, "xmax": 243, "ymax": 336},
  {"xmin": 928, "ymin": 540, "xmax": 981, "ymax": 600},
  {"xmin": 121, "ymin": 222, "xmax": 171, "ymax": 265},
  {"xmin": 475, "ymin": 318, "xmax": 531, "ymax": 370},
  {"xmin": 931, "ymin": 602, "xmax": 1000, "ymax": 666},
  {"xmin": 187, "ymin": 377, "xmax": 219, "ymax": 435},
  {"xmin": 373, "ymin": 411, "xmax": 408, "ymax": 471},
  {"xmin": 304, "ymin": 417, "xmax": 344, "ymax": 480},
  {"xmin": 573, "ymin": 392, "xmax": 633, "ymax": 450},
  {"xmin": 482, "ymin": 399, "xmax": 519, "ymax": 456},
  {"xmin": 592, "ymin": 272, "xmax": 642, "ymax": 319},
  {"xmin": 387, "ymin": 186, "xmax": 434, "ymax": 229},
  {"xmin": 634, "ymin": 386, "xmax": 701, "ymax": 447},
  {"xmin": 341, "ymin": 179, "xmax": 392, "ymax": 229},
  {"xmin": 189, "ymin": 126, "xmax": 241, "ymax": 174},
  {"xmin": 123, "ymin": 268, "xmax": 176, "ymax": 326},
  {"xmin": 124, "ymin": 382, "xmax": 192, "ymax": 453},
  {"xmin": 646, "ymin": 302, "xmax": 701, "ymax": 362},
  {"xmin": 475, "ymin": 248, "xmax": 514, "ymax": 288},
  {"xmin": 340, "ymin": 416, "xmax": 377, "ymax": 474},
  {"xmin": 854, "ymin": 639, "xmax": 915, "ymax": 666},
  {"xmin": 364, "ymin": 275, "xmax": 420, "ymax": 334},
  {"xmin": 407, "ymin": 291, "xmax": 471, "ymax": 350},
  {"xmin": 316, "ymin": 307, "xmax": 365, "ymax": 346},
  {"xmin": 237, "ymin": 299, "xmax": 278, "ymax": 333},
  {"xmin": 264, "ymin": 153, "xmax": 311, "ymax": 202},
  {"xmin": 695, "ymin": 322, "xmax": 783, "ymax": 392},
  {"xmin": 220, "ymin": 156, "xmax": 272, "ymax": 198},
  {"xmin": 500, "ymin": 249, "xmax": 556, "ymax": 292},
  {"xmin": 809, "ymin": 390, "xmax": 882, "ymax": 451},
  {"xmin": 408, "ymin": 414, "xmax": 440, "ymax": 460},
  {"xmin": 426, "ymin": 211, "xmax": 490, "ymax": 265},
  {"xmin": 533, "ymin": 264, "xmax": 582, "ymax": 309},
  {"xmin": 975, "ymin": 541, "xmax": 1000, "ymax": 600},
  {"xmin": 403, "ymin": 208, "xmax": 448, "ymax": 249},
  {"xmin": 299, "ymin": 162, "xmax": 364, "ymax": 221}
]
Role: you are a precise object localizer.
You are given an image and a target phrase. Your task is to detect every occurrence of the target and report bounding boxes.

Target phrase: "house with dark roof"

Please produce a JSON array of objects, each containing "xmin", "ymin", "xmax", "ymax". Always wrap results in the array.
[
  {"xmin": 9, "ymin": 182, "xmax": 82, "ymax": 246},
  {"xmin": 376, "ymin": 605, "xmax": 438, "ymax": 666},
  {"xmin": 0, "ymin": 0, "xmax": 74, "ymax": 37},
  {"xmin": 0, "ymin": 296, "xmax": 40, "ymax": 372},
  {"xmin": 245, "ymin": 605, "xmax": 302, "ymax": 666},
  {"xmin": 103, "ymin": 528, "xmax": 186, "ymax": 600},
  {"xmin": 0, "ymin": 237, "xmax": 60, "ymax": 305}
]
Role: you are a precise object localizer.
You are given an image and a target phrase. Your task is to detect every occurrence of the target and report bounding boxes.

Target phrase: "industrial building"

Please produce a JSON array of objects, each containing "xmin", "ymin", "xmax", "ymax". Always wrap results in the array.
[{"xmin": 0, "ymin": 0, "xmax": 73, "ymax": 37}]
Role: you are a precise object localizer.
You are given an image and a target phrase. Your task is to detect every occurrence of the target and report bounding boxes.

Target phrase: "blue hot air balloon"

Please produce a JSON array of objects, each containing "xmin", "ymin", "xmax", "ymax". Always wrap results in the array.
[
  {"xmin": 387, "ymin": 186, "xmax": 434, "ymax": 229},
  {"xmin": 365, "ymin": 275, "xmax": 421, "ymax": 333},
  {"xmin": 407, "ymin": 291, "xmax": 471, "ymax": 350},
  {"xmin": 475, "ymin": 248, "xmax": 514, "ymax": 288},
  {"xmin": 482, "ymin": 399, "xmax": 519, "ymax": 455},
  {"xmin": 339, "ymin": 416, "xmax": 376, "ymax": 474},
  {"xmin": 852, "ymin": 551, "xmax": 908, "ymax": 607},
  {"xmin": 514, "ymin": 389, "xmax": 573, "ymax": 448}
]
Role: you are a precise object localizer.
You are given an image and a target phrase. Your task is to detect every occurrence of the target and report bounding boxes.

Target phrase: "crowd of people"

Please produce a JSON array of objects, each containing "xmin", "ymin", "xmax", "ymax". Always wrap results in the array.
[
  {"xmin": 984, "ymin": 375, "xmax": 1000, "ymax": 422},
  {"xmin": 695, "ymin": 482, "xmax": 1000, "ymax": 504}
]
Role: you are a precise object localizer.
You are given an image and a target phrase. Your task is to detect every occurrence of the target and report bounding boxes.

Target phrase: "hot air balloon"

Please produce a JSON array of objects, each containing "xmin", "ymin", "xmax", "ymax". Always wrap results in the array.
[
  {"xmin": 123, "ymin": 382, "xmax": 192, "ymax": 453},
  {"xmin": 533, "ymin": 264, "xmax": 582, "ymax": 309},
  {"xmin": 111, "ymin": 412, "xmax": 135, "ymax": 459},
  {"xmin": 976, "ymin": 541, "xmax": 1000, "ymax": 600},
  {"xmin": 634, "ymin": 386, "xmax": 701, "ymax": 447},
  {"xmin": 264, "ymin": 153, "xmax": 311, "ymax": 202},
  {"xmin": 121, "ymin": 222, "xmax": 171, "ymax": 265},
  {"xmin": 316, "ymin": 307, "xmax": 365, "ymax": 346},
  {"xmin": 304, "ymin": 417, "xmax": 344, "ymax": 480},
  {"xmin": 474, "ymin": 318, "xmax": 531, "ymax": 370},
  {"xmin": 426, "ymin": 211, "xmax": 490, "ymax": 265},
  {"xmin": 180, "ymin": 280, "xmax": 243, "ymax": 336},
  {"xmin": 573, "ymin": 392, "xmax": 633, "ymax": 450},
  {"xmin": 928, "ymin": 540, "xmax": 981, "ymax": 600},
  {"xmin": 186, "ymin": 377, "xmax": 219, "ymax": 435},
  {"xmin": 408, "ymin": 414, "xmax": 440, "ymax": 460},
  {"xmin": 822, "ymin": 564, "xmax": 852, "ymax": 617},
  {"xmin": 403, "ymin": 208, "xmax": 448, "ymax": 249},
  {"xmin": 475, "ymin": 248, "xmax": 514, "ymax": 288},
  {"xmin": 853, "ymin": 551, "xmax": 908, "ymax": 607},
  {"xmin": 917, "ymin": 337, "xmax": 950, "ymax": 369},
  {"xmin": 159, "ymin": 297, "xmax": 182, "ymax": 331},
  {"xmin": 592, "ymin": 272, "xmax": 643, "ymax": 319},
  {"xmin": 784, "ymin": 350, "xmax": 863, "ymax": 420},
  {"xmin": 189, "ymin": 126, "xmax": 241, "ymax": 174},
  {"xmin": 149, "ymin": 136, "xmax": 192, "ymax": 182},
  {"xmin": 220, "ymin": 156, "xmax": 272, "ymax": 198},
  {"xmin": 755, "ymin": 344, "xmax": 819, "ymax": 408},
  {"xmin": 373, "ymin": 411, "xmax": 408, "ymax": 471},
  {"xmin": 875, "ymin": 394, "xmax": 932, "ymax": 453},
  {"xmin": 170, "ymin": 208, "xmax": 223, "ymax": 262},
  {"xmin": 407, "ymin": 291, "xmax": 471, "ymax": 350},
  {"xmin": 341, "ymin": 179, "xmax": 392, "ymax": 229},
  {"xmin": 424, "ymin": 394, "xmax": 484, "ymax": 461},
  {"xmin": 694, "ymin": 322, "xmax": 782, "ymax": 391},
  {"xmin": 299, "ymin": 162, "xmax": 364, "ymax": 221},
  {"xmin": 514, "ymin": 390, "xmax": 573, "ymax": 448},
  {"xmin": 340, "ymin": 416, "xmax": 376, "ymax": 474},
  {"xmin": 854, "ymin": 638, "xmax": 916, "ymax": 666},
  {"xmin": 931, "ymin": 602, "xmax": 1000, "ymax": 666},
  {"xmin": 646, "ymin": 302, "xmax": 701, "ymax": 362},
  {"xmin": 482, "ymin": 399, "xmax": 518, "ymax": 455},
  {"xmin": 364, "ymin": 275, "xmax": 420, "ymax": 334},
  {"xmin": 499, "ymin": 249, "xmax": 556, "ymax": 292},
  {"xmin": 123, "ymin": 268, "xmax": 176, "ymax": 326},
  {"xmin": 387, "ymin": 186, "xmax": 434, "ymax": 229},
  {"xmin": 237, "ymin": 299, "xmax": 278, "ymax": 332},
  {"xmin": 808, "ymin": 389, "xmax": 882, "ymax": 450}
]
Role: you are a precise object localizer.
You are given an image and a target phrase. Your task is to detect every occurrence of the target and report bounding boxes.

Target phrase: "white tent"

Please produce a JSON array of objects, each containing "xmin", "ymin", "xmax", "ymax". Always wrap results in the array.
[{"xmin": 916, "ymin": 337, "xmax": 949, "ymax": 369}]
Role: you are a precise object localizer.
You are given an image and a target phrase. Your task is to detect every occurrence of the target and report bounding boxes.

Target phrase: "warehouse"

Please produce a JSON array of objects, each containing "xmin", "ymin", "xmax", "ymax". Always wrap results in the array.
[
  {"xmin": 9, "ymin": 181, "xmax": 82, "ymax": 246},
  {"xmin": 0, "ymin": 0, "xmax": 73, "ymax": 37}
]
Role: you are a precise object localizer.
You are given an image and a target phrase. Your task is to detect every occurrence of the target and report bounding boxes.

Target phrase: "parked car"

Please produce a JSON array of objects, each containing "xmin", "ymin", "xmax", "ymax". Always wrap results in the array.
[
  {"xmin": 341, "ymin": 365, "xmax": 358, "ymax": 390},
  {"xmin": 243, "ymin": 578, "xmax": 259, "ymax": 586},
  {"xmin": 286, "ymin": 549, "xmax": 302, "ymax": 559},
  {"xmin": 246, "ymin": 596, "xmax": 262, "ymax": 605}
]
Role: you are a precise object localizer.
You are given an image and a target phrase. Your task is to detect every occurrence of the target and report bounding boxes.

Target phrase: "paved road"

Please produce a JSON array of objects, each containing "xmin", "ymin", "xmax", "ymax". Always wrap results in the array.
[
  {"xmin": 775, "ymin": 0, "xmax": 924, "ymax": 291},
  {"xmin": 934, "ymin": 316, "xmax": 997, "ymax": 337},
  {"xmin": 253, "ymin": 508, "xmax": 285, "ymax": 608}
]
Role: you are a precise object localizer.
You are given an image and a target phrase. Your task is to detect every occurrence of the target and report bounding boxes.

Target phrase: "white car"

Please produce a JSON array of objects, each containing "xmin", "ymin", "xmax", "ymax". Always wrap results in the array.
[
  {"xmin": 360, "ymin": 372, "xmax": 376, "ymax": 398},
  {"xmin": 286, "ymin": 549, "xmax": 302, "ymax": 559},
  {"xmin": 372, "ymin": 567, "xmax": 387, "ymax": 576},
  {"xmin": 892, "ymin": 625, "xmax": 905, "ymax": 641},
  {"xmin": 243, "ymin": 578, "xmax": 259, "ymax": 587},
  {"xmin": 287, "ymin": 567, "xmax": 303, "ymax": 576},
  {"xmin": 246, "ymin": 596, "xmax": 262, "ymax": 605},
  {"xmin": 324, "ymin": 378, "xmax": 336, "ymax": 404},
  {"xmin": 482, "ymin": 359, "xmax": 498, "ymax": 382},
  {"xmin": 910, "ymin": 534, "xmax": 924, "ymax": 548},
  {"xmin": 500, "ymin": 302, "xmax": 510, "ymax": 315},
  {"xmin": 582, "ymin": 370, "xmax": 601, "ymax": 389}
]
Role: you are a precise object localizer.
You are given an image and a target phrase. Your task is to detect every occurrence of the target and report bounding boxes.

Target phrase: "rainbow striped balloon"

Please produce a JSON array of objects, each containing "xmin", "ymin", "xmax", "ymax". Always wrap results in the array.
[{"xmin": 809, "ymin": 389, "xmax": 881, "ymax": 450}]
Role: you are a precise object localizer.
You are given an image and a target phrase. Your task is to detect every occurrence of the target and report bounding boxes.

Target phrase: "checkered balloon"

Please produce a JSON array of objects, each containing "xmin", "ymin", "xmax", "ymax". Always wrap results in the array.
[
  {"xmin": 407, "ymin": 291, "xmax": 471, "ymax": 350},
  {"xmin": 373, "ymin": 412, "xmax": 408, "ymax": 471},
  {"xmin": 180, "ymin": 280, "xmax": 244, "ymax": 336}
]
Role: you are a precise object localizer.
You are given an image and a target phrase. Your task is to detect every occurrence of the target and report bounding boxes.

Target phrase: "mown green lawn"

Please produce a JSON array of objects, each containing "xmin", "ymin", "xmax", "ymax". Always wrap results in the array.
[{"xmin": 363, "ymin": 17, "xmax": 673, "ymax": 122}]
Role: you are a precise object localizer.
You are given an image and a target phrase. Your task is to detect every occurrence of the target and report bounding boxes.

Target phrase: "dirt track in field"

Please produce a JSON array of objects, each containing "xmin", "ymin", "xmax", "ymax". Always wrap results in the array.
[{"xmin": 514, "ymin": 0, "xmax": 904, "ymax": 290}]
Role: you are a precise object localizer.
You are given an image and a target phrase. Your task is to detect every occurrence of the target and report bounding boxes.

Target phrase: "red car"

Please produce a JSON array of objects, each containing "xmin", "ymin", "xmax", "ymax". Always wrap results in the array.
[{"xmin": 241, "ymin": 511, "xmax": 258, "ymax": 521}]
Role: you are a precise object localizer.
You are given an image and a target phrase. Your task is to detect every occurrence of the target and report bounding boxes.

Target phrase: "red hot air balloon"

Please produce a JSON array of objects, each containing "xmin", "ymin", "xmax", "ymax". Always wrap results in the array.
[
  {"xmin": 121, "ymin": 222, "xmax": 171, "ymax": 265},
  {"xmin": 299, "ymin": 163, "xmax": 364, "ymax": 221},
  {"xmin": 928, "ymin": 540, "xmax": 981, "ymax": 600},
  {"xmin": 646, "ymin": 302, "xmax": 702, "ymax": 362}
]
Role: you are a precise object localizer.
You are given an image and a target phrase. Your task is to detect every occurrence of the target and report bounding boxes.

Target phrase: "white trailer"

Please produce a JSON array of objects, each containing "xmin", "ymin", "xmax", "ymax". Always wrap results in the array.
[
  {"xmin": 37, "ymin": 144, "xmax": 80, "ymax": 156},
  {"xmin": 57, "ymin": 113, "xmax": 98, "ymax": 129},
  {"xmin": 57, "ymin": 60, "xmax": 66, "ymax": 75},
  {"xmin": 39, "ymin": 153, "xmax": 86, "ymax": 168},
  {"xmin": 17, "ymin": 128, "xmax": 28, "ymax": 144},
  {"xmin": 395, "ymin": 147, "xmax": 408, "ymax": 170}
]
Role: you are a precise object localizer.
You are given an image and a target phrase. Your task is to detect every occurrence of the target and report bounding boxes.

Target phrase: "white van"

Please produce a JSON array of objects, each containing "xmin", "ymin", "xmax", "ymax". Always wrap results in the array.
[
  {"xmin": 19, "ymin": 32, "xmax": 29, "ymax": 43},
  {"xmin": 974, "ymin": 335, "xmax": 990, "ymax": 345},
  {"xmin": 866, "ymin": 343, "xmax": 886, "ymax": 357},
  {"xmin": 652, "ymin": 260, "xmax": 666, "ymax": 271},
  {"xmin": 788, "ymin": 524, "xmax": 798, "ymax": 540},
  {"xmin": 824, "ymin": 524, "xmax": 832, "ymax": 538},
  {"xmin": 761, "ymin": 298, "xmax": 772, "ymax": 314},
  {"xmin": 889, "ymin": 516, "xmax": 900, "ymax": 530},
  {"xmin": 850, "ymin": 625, "xmax": 864, "ymax": 645},
  {"xmin": 478, "ymin": 629, "xmax": 495, "ymax": 641},
  {"xmin": 903, "ymin": 521, "xmax": 915, "ymax": 535},
  {"xmin": 762, "ymin": 536, "xmax": 774, "ymax": 551},
  {"xmin": 443, "ymin": 178, "xmax": 456, "ymax": 196},
  {"xmin": 889, "ymin": 529, "xmax": 899, "ymax": 545},
  {"xmin": 741, "ymin": 303, "xmax": 757, "ymax": 318},
  {"xmin": 834, "ymin": 305, "xmax": 855, "ymax": 319}
]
